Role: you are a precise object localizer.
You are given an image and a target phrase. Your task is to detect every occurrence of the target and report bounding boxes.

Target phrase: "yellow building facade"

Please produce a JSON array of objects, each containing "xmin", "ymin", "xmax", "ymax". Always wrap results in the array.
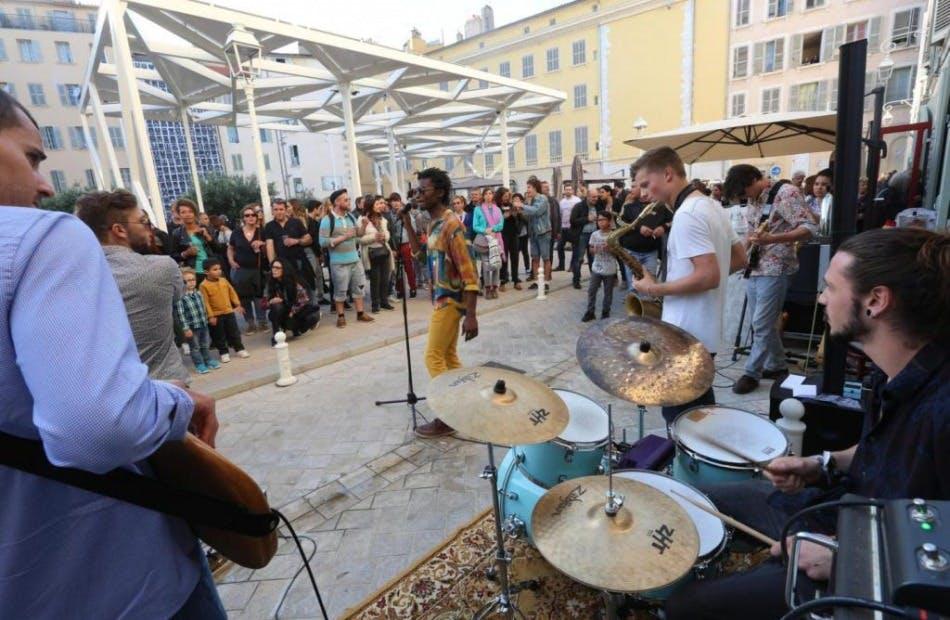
[{"xmin": 415, "ymin": 0, "xmax": 731, "ymax": 190}]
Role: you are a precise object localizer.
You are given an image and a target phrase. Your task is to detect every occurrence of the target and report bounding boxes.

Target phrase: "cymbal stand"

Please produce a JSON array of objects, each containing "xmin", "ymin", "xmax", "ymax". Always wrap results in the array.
[
  {"xmin": 475, "ymin": 441, "xmax": 535, "ymax": 620},
  {"xmin": 604, "ymin": 404, "xmax": 624, "ymax": 517}
]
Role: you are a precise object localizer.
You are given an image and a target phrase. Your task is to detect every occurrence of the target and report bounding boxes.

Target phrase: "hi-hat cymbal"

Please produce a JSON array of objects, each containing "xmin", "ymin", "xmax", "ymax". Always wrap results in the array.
[
  {"xmin": 426, "ymin": 367, "xmax": 569, "ymax": 445},
  {"xmin": 577, "ymin": 317, "xmax": 715, "ymax": 406},
  {"xmin": 532, "ymin": 475, "xmax": 699, "ymax": 593}
]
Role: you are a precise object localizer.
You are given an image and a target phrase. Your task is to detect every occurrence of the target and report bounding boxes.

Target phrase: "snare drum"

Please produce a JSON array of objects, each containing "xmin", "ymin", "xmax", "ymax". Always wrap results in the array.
[
  {"xmin": 512, "ymin": 389, "xmax": 610, "ymax": 488},
  {"xmin": 670, "ymin": 406, "xmax": 789, "ymax": 488},
  {"xmin": 496, "ymin": 448, "xmax": 546, "ymax": 542},
  {"xmin": 615, "ymin": 470, "xmax": 728, "ymax": 601}
]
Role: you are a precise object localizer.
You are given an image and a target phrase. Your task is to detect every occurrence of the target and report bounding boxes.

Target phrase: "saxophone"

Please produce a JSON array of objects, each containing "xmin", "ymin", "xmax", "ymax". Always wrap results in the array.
[{"xmin": 606, "ymin": 201, "xmax": 671, "ymax": 318}]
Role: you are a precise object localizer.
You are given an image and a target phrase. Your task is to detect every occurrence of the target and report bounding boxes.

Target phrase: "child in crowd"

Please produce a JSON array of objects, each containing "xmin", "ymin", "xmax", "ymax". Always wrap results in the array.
[
  {"xmin": 199, "ymin": 258, "xmax": 250, "ymax": 363},
  {"xmin": 582, "ymin": 212, "xmax": 617, "ymax": 322},
  {"xmin": 176, "ymin": 268, "xmax": 219, "ymax": 374}
]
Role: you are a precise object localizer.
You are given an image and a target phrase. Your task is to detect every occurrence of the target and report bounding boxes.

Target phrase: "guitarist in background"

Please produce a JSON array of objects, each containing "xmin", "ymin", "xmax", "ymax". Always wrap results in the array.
[
  {"xmin": 724, "ymin": 165, "xmax": 816, "ymax": 395},
  {"xmin": 0, "ymin": 91, "xmax": 225, "ymax": 618}
]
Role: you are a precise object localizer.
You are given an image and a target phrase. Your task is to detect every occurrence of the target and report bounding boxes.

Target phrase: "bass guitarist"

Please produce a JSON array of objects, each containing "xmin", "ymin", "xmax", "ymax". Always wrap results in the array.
[{"xmin": 724, "ymin": 165, "xmax": 817, "ymax": 394}]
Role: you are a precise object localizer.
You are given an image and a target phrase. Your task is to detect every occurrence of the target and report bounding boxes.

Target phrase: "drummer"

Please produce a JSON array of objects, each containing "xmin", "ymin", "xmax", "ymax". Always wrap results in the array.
[{"xmin": 665, "ymin": 228, "xmax": 950, "ymax": 619}]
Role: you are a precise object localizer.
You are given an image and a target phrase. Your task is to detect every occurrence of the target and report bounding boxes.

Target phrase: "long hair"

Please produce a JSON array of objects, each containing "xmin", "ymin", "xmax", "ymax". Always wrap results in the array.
[
  {"xmin": 267, "ymin": 257, "xmax": 302, "ymax": 302},
  {"xmin": 838, "ymin": 228, "xmax": 950, "ymax": 345},
  {"xmin": 494, "ymin": 186, "xmax": 510, "ymax": 208}
]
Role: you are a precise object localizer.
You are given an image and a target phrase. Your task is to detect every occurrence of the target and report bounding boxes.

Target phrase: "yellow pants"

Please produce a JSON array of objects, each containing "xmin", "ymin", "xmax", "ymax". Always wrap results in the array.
[{"xmin": 425, "ymin": 303, "xmax": 463, "ymax": 378}]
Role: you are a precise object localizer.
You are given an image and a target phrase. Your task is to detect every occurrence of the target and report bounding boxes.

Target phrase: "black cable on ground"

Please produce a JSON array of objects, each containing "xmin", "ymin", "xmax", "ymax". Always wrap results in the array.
[
  {"xmin": 273, "ymin": 510, "xmax": 329, "ymax": 620},
  {"xmin": 779, "ymin": 596, "xmax": 912, "ymax": 620}
]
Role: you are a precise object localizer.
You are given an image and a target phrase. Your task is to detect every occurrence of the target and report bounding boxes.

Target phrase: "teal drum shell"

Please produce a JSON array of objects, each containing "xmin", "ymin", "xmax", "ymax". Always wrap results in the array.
[{"xmin": 496, "ymin": 448, "xmax": 548, "ymax": 544}]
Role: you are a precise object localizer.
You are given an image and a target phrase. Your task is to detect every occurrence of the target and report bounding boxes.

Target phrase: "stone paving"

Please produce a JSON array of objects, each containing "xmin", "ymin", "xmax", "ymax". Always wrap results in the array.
[{"xmin": 210, "ymin": 270, "xmax": 780, "ymax": 619}]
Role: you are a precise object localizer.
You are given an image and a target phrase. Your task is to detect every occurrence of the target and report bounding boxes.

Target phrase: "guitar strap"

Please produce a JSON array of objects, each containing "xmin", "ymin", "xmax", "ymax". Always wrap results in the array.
[{"xmin": 0, "ymin": 432, "xmax": 278, "ymax": 537}]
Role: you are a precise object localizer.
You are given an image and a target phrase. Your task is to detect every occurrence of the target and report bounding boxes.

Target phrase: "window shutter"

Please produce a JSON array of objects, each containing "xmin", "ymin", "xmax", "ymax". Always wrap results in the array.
[
  {"xmin": 820, "ymin": 27, "xmax": 834, "ymax": 62},
  {"xmin": 816, "ymin": 80, "xmax": 828, "ymax": 111},
  {"xmin": 789, "ymin": 84, "xmax": 800, "ymax": 112},
  {"xmin": 867, "ymin": 16, "xmax": 882, "ymax": 50},
  {"xmin": 828, "ymin": 78, "xmax": 838, "ymax": 111},
  {"xmin": 775, "ymin": 38, "xmax": 785, "ymax": 70},
  {"xmin": 788, "ymin": 0, "xmax": 794, "ymax": 13},
  {"xmin": 768, "ymin": 0, "xmax": 778, "ymax": 18},
  {"xmin": 833, "ymin": 25, "xmax": 844, "ymax": 57},
  {"xmin": 753, "ymin": 42, "xmax": 764, "ymax": 74},
  {"xmin": 864, "ymin": 72, "xmax": 876, "ymax": 111},
  {"xmin": 791, "ymin": 34, "xmax": 803, "ymax": 67}
]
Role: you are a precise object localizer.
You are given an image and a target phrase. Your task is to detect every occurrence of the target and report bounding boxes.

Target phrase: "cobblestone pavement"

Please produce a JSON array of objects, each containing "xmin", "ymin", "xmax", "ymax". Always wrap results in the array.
[{"xmin": 212, "ymin": 271, "xmax": 778, "ymax": 619}]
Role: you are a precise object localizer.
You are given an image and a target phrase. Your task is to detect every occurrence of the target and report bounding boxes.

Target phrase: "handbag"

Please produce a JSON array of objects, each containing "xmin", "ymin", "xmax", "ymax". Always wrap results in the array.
[
  {"xmin": 369, "ymin": 245, "xmax": 390, "ymax": 260},
  {"xmin": 487, "ymin": 236, "xmax": 502, "ymax": 269}
]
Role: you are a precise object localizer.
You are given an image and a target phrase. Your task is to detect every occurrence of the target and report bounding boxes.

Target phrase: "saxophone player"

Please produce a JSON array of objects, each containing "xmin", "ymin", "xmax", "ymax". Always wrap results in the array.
[
  {"xmin": 631, "ymin": 147, "xmax": 747, "ymax": 424},
  {"xmin": 723, "ymin": 165, "xmax": 817, "ymax": 395}
]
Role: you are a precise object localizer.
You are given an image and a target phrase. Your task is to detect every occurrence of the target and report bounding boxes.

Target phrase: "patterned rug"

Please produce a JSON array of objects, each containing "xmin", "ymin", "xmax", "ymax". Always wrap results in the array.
[{"xmin": 342, "ymin": 508, "xmax": 769, "ymax": 619}]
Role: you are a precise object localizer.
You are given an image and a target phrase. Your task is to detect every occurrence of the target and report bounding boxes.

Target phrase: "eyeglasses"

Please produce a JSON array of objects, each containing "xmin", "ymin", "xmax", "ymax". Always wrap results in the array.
[
  {"xmin": 116, "ymin": 218, "xmax": 152, "ymax": 228},
  {"xmin": 243, "ymin": 213, "xmax": 257, "ymax": 218}
]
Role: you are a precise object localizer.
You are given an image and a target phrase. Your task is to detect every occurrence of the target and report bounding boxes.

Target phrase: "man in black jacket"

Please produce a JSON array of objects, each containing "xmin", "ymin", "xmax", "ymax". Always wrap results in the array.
[
  {"xmin": 618, "ymin": 167, "xmax": 672, "ymax": 293},
  {"xmin": 569, "ymin": 192, "xmax": 601, "ymax": 289}
]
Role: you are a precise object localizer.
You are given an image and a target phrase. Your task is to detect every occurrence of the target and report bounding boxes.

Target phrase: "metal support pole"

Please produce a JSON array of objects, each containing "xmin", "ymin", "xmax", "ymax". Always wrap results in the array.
[
  {"xmin": 499, "ymin": 108, "xmax": 510, "ymax": 188},
  {"xmin": 89, "ymin": 84, "xmax": 121, "ymax": 188},
  {"xmin": 179, "ymin": 107, "xmax": 204, "ymax": 213},
  {"xmin": 386, "ymin": 127, "xmax": 399, "ymax": 194},
  {"xmin": 107, "ymin": 0, "xmax": 166, "ymax": 231},
  {"xmin": 80, "ymin": 113, "xmax": 105, "ymax": 189},
  {"xmin": 243, "ymin": 80, "xmax": 272, "ymax": 222},
  {"xmin": 373, "ymin": 161, "xmax": 383, "ymax": 195},
  {"xmin": 340, "ymin": 82, "xmax": 362, "ymax": 194},
  {"xmin": 865, "ymin": 87, "xmax": 884, "ymax": 202}
]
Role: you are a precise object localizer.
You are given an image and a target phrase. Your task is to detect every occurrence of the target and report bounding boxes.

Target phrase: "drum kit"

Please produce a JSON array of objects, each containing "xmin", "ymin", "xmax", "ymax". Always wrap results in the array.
[{"xmin": 426, "ymin": 316, "xmax": 791, "ymax": 619}]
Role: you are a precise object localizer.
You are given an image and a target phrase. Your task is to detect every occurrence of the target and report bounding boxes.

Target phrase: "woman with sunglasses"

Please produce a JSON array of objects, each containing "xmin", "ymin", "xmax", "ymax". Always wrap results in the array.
[
  {"xmin": 266, "ymin": 258, "xmax": 320, "ymax": 344},
  {"xmin": 227, "ymin": 205, "xmax": 268, "ymax": 333}
]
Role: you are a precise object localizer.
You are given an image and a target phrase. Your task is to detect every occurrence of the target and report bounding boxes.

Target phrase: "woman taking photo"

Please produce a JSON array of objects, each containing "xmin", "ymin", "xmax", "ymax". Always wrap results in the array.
[
  {"xmin": 228, "ymin": 204, "xmax": 268, "ymax": 333},
  {"xmin": 266, "ymin": 258, "xmax": 320, "ymax": 343},
  {"xmin": 360, "ymin": 195, "xmax": 395, "ymax": 313},
  {"xmin": 472, "ymin": 187, "xmax": 505, "ymax": 299}
]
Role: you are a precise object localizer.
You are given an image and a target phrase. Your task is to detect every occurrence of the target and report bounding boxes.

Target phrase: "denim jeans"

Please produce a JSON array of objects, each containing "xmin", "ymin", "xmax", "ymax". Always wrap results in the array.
[
  {"xmin": 171, "ymin": 550, "xmax": 227, "ymax": 620},
  {"xmin": 744, "ymin": 274, "xmax": 789, "ymax": 380},
  {"xmin": 186, "ymin": 326, "xmax": 212, "ymax": 367},
  {"xmin": 623, "ymin": 249, "xmax": 658, "ymax": 292},
  {"xmin": 571, "ymin": 231, "xmax": 592, "ymax": 284},
  {"xmin": 586, "ymin": 272, "xmax": 616, "ymax": 314}
]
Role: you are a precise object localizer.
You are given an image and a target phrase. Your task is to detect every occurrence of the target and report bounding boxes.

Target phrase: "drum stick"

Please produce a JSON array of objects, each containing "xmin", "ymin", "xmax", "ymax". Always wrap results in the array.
[
  {"xmin": 670, "ymin": 489, "xmax": 778, "ymax": 547},
  {"xmin": 693, "ymin": 432, "xmax": 773, "ymax": 469}
]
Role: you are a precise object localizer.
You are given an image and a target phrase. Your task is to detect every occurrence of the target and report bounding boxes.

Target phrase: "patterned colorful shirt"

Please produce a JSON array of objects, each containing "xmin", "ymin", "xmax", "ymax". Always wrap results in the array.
[
  {"xmin": 175, "ymin": 289, "xmax": 208, "ymax": 331},
  {"xmin": 426, "ymin": 210, "xmax": 479, "ymax": 309},
  {"xmin": 745, "ymin": 183, "xmax": 818, "ymax": 277}
]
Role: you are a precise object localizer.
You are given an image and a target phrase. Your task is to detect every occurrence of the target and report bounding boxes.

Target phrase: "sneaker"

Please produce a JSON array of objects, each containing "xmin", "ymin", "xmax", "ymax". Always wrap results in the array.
[
  {"xmin": 545, "ymin": 283, "xmax": 550, "ymax": 292},
  {"xmin": 208, "ymin": 359, "xmax": 221, "ymax": 370},
  {"xmin": 319, "ymin": 298, "xmax": 331, "ymax": 306},
  {"xmin": 243, "ymin": 325, "xmax": 256, "ymax": 335},
  {"xmin": 554, "ymin": 266, "xmax": 565, "ymax": 272},
  {"xmin": 236, "ymin": 350, "xmax": 250, "ymax": 359},
  {"xmin": 573, "ymin": 282, "xmax": 582, "ymax": 290},
  {"xmin": 581, "ymin": 311, "xmax": 596, "ymax": 322},
  {"xmin": 381, "ymin": 303, "xmax": 396, "ymax": 310},
  {"xmin": 409, "ymin": 290, "xmax": 417, "ymax": 299},
  {"xmin": 762, "ymin": 368, "xmax": 789, "ymax": 380},
  {"xmin": 732, "ymin": 375, "xmax": 760, "ymax": 395},
  {"xmin": 220, "ymin": 353, "xmax": 231, "ymax": 363},
  {"xmin": 371, "ymin": 306, "xmax": 380, "ymax": 314},
  {"xmin": 499, "ymin": 284, "xmax": 507, "ymax": 292},
  {"xmin": 343, "ymin": 301, "xmax": 353, "ymax": 310},
  {"xmin": 258, "ymin": 320, "xmax": 268, "ymax": 331},
  {"xmin": 601, "ymin": 310, "xmax": 610, "ymax": 319},
  {"xmin": 336, "ymin": 315, "xmax": 346, "ymax": 328},
  {"xmin": 514, "ymin": 283, "xmax": 523, "ymax": 290},
  {"xmin": 357, "ymin": 313, "xmax": 375, "ymax": 323},
  {"xmin": 181, "ymin": 343, "xmax": 191, "ymax": 355},
  {"xmin": 196, "ymin": 364, "xmax": 210, "ymax": 374},
  {"xmin": 414, "ymin": 418, "xmax": 455, "ymax": 438},
  {"xmin": 529, "ymin": 282, "xmax": 539, "ymax": 290}
]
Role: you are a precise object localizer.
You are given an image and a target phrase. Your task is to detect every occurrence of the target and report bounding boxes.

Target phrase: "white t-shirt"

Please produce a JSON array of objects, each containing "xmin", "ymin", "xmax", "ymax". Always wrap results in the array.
[
  {"xmin": 559, "ymin": 196, "xmax": 581, "ymax": 228},
  {"xmin": 662, "ymin": 193, "xmax": 740, "ymax": 355}
]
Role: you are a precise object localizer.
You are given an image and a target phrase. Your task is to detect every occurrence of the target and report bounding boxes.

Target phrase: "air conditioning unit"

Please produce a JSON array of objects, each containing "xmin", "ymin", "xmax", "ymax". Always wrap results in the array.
[{"xmin": 934, "ymin": 0, "xmax": 950, "ymax": 43}]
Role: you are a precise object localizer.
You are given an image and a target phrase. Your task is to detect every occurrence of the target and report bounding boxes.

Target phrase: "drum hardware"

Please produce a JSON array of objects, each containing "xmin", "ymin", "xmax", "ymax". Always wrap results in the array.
[
  {"xmin": 604, "ymin": 405, "xmax": 624, "ymax": 517},
  {"xmin": 670, "ymin": 489, "xmax": 778, "ymax": 547}
]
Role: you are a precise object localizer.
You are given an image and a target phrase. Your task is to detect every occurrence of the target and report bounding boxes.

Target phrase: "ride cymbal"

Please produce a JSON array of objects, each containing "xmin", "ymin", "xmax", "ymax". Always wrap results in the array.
[
  {"xmin": 531, "ymin": 475, "xmax": 699, "ymax": 593},
  {"xmin": 426, "ymin": 366, "xmax": 569, "ymax": 445},
  {"xmin": 577, "ymin": 317, "xmax": 715, "ymax": 406}
]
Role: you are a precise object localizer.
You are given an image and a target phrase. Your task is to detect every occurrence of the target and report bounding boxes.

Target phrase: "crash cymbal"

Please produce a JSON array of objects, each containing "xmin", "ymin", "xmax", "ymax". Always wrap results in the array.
[
  {"xmin": 532, "ymin": 475, "xmax": 699, "ymax": 593},
  {"xmin": 577, "ymin": 317, "xmax": 715, "ymax": 407},
  {"xmin": 426, "ymin": 367, "xmax": 569, "ymax": 446}
]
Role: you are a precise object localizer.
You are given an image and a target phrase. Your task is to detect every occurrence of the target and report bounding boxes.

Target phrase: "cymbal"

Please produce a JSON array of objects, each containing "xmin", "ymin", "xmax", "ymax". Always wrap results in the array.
[
  {"xmin": 426, "ymin": 366, "xmax": 570, "ymax": 445},
  {"xmin": 577, "ymin": 317, "xmax": 715, "ymax": 406},
  {"xmin": 532, "ymin": 475, "xmax": 699, "ymax": 593}
]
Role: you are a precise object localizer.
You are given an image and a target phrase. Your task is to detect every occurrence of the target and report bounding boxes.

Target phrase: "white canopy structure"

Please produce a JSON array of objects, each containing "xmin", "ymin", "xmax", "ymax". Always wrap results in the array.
[{"xmin": 80, "ymin": 0, "xmax": 565, "ymax": 230}]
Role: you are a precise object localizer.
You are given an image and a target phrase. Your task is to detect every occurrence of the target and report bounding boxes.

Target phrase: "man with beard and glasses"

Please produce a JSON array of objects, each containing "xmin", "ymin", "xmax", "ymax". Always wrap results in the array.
[
  {"xmin": 75, "ymin": 189, "xmax": 191, "ymax": 384},
  {"xmin": 665, "ymin": 227, "xmax": 950, "ymax": 620}
]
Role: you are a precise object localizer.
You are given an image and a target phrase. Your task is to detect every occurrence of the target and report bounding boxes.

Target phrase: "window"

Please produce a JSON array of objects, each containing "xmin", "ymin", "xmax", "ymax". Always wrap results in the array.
[
  {"xmin": 507, "ymin": 146, "xmax": 515, "ymax": 167},
  {"xmin": 499, "ymin": 61, "xmax": 511, "ymax": 78},
  {"xmin": 761, "ymin": 87, "xmax": 781, "ymax": 114},
  {"xmin": 445, "ymin": 156, "xmax": 454, "ymax": 171},
  {"xmin": 525, "ymin": 135, "xmax": 538, "ymax": 166},
  {"xmin": 0, "ymin": 82, "xmax": 14, "ymax": 99},
  {"xmin": 789, "ymin": 80, "xmax": 831, "ymax": 112},
  {"xmin": 263, "ymin": 154, "xmax": 271, "ymax": 170},
  {"xmin": 294, "ymin": 178, "xmax": 304, "ymax": 194},
  {"xmin": 0, "ymin": 40, "xmax": 6, "ymax": 62},
  {"xmin": 523, "ymin": 26, "xmax": 530, "ymax": 34},
  {"xmin": 69, "ymin": 126, "xmax": 87, "ymax": 149},
  {"xmin": 289, "ymin": 145, "xmax": 300, "ymax": 166},
  {"xmin": 571, "ymin": 40, "xmax": 586, "ymax": 66},
  {"xmin": 522, "ymin": 54, "xmax": 534, "ymax": 78},
  {"xmin": 85, "ymin": 169, "xmax": 96, "ymax": 188},
  {"xmin": 767, "ymin": 0, "xmax": 791, "ymax": 19},
  {"xmin": 88, "ymin": 126, "xmax": 97, "ymax": 148},
  {"xmin": 892, "ymin": 8, "xmax": 922, "ymax": 49},
  {"xmin": 41, "ymin": 126, "xmax": 63, "ymax": 150},
  {"xmin": 730, "ymin": 93, "xmax": 746, "ymax": 117},
  {"xmin": 28, "ymin": 83, "xmax": 46, "ymax": 106},
  {"xmin": 50, "ymin": 10, "xmax": 76, "ymax": 32},
  {"xmin": 120, "ymin": 168, "xmax": 132, "ymax": 187},
  {"xmin": 573, "ymin": 84, "xmax": 587, "ymax": 108},
  {"xmin": 50, "ymin": 171, "xmax": 67, "ymax": 193},
  {"xmin": 574, "ymin": 126, "xmax": 589, "ymax": 158},
  {"xmin": 885, "ymin": 66, "xmax": 916, "ymax": 104},
  {"xmin": 15, "ymin": 8, "xmax": 34, "ymax": 29},
  {"xmin": 227, "ymin": 126, "xmax": 239, "ymax": 143},
  {"xmin": 546, "ymin": 47, "xmax": 559, "ymax": 72},
  {"xmin": 844, "ymin": 18, "xmax": 881, "ymax": 49},
  {"xmin": 259, "ymin": 128, "xmax": 271, "ymax": 143},
  {"xmin": 55, "ymin": 42, "xmax": 73, "ymax": 64},
  {"xmin": 321, "ymin": 176, "xmax": 343, "ymax": 191},
  {"xmin": 549, "ymin": 130, "xmax": 562, "ymax": 164},
  {"xmin": 805, "ymin": 0, "xmax": 825, "ymax": 8},
  {"xmin": 58, "ymin": 84, "xmax": 81, "ymax": 107},
  {"xmin": 109, "ymin": 126, "xmax": 125, "ymax": 149},
  {"xmin": 485, "ymin": 153, "xmax": 495, "ymax": 170},
  {"xmin": 478, "ymin": 68, "xmax": 488, "ymax": 89},
  {"xmin": 753, "ymin": 38, "xmax": 784, "ymax": 74},
  {"xmin": 439, "ymin": 81, "xmax": 448, "ymax": 91},
  {"xmin": 792, "ymin": 31, "xmax": 823, "ymax": 67},
  {"xmin": 231, "ymin": 154, "xmax": 244, "ymax": 172},
  {"xmin": 732, "ymin": 46, "xmax": 749, "ymax": 78},
  {"xmin": 734, "ymin": 0, "xmax": 750, "ymax": 26},
  {"xmin": 18, "ymin": 40, "xmax": 42, "ymax": 63}
]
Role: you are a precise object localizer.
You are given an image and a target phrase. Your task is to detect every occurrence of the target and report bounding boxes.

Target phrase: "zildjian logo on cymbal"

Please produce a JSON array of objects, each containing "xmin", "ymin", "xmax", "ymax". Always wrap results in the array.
[
  {"xmin": 552, "ymin": 484, "xmax": 586, "ymax": 517},
  {"xmin": 449, "ymin": 371, "xmax": 480, "ymax": 387}
]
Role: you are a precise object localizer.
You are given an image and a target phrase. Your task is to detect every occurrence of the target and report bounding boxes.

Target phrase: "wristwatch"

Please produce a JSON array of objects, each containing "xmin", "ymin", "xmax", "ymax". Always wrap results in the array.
[{"xmin": 817, "ymin": 450, "xmax": 837, "ymax": 481}]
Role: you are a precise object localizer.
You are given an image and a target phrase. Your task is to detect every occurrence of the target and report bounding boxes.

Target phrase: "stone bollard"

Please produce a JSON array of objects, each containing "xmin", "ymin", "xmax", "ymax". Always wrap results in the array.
[
  {"xmin": 776, "ymin": 398, "xmax": 806, "ymax": 456},
  {"xmin": 536, "ymin": 267, "xmax": 546, "ymax": 300},
  {"xmin": 273, "ymin": 331, "xmax": 297, "ymax": 387}
]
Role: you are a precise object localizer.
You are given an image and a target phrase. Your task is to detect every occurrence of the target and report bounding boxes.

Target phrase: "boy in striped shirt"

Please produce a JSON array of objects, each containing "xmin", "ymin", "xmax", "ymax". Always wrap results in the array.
[{"xmin": 175, "ymin": 268, "xmax": 219, "ymax": 374}]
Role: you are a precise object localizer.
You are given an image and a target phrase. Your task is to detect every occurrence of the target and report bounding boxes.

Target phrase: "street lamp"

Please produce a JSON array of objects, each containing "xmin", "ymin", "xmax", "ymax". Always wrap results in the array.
[
  {"xmin": 864, "ymin": 42, "xmax": 896, "ymax": 201},
  {"xmin": 633, "ymin": 116, "xmax": 648, "ymax": 134},
  {"xmin": 223, "ymin": 26, "xmax": 272, "ymax": 221}
]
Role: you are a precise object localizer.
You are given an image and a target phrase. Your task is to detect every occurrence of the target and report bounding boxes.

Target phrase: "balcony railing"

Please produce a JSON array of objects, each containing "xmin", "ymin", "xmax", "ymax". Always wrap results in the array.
[{"xmin": 0, "ymin": 12, "xmax": 95, "ymax": 34}]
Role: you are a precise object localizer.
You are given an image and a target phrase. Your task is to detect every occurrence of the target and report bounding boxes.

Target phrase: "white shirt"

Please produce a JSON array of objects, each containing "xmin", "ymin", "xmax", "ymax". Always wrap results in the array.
[
  {"xmin": 559, "ymin": 195, "xmax": 581, "ymax": 228},
  {"xmin": 662, "ymin": 194, "xmax": 740, "ymax": 354}
]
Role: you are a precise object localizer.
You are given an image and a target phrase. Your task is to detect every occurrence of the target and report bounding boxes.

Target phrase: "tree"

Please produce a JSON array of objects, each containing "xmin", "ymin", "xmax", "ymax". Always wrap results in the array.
[
  {"xmin": 39, "ymin": 186, "xmax": 88, "ymax": 214},
  {"xmin": 184, "ymin": 173, "xmax": 276, "ymax": 223}
]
